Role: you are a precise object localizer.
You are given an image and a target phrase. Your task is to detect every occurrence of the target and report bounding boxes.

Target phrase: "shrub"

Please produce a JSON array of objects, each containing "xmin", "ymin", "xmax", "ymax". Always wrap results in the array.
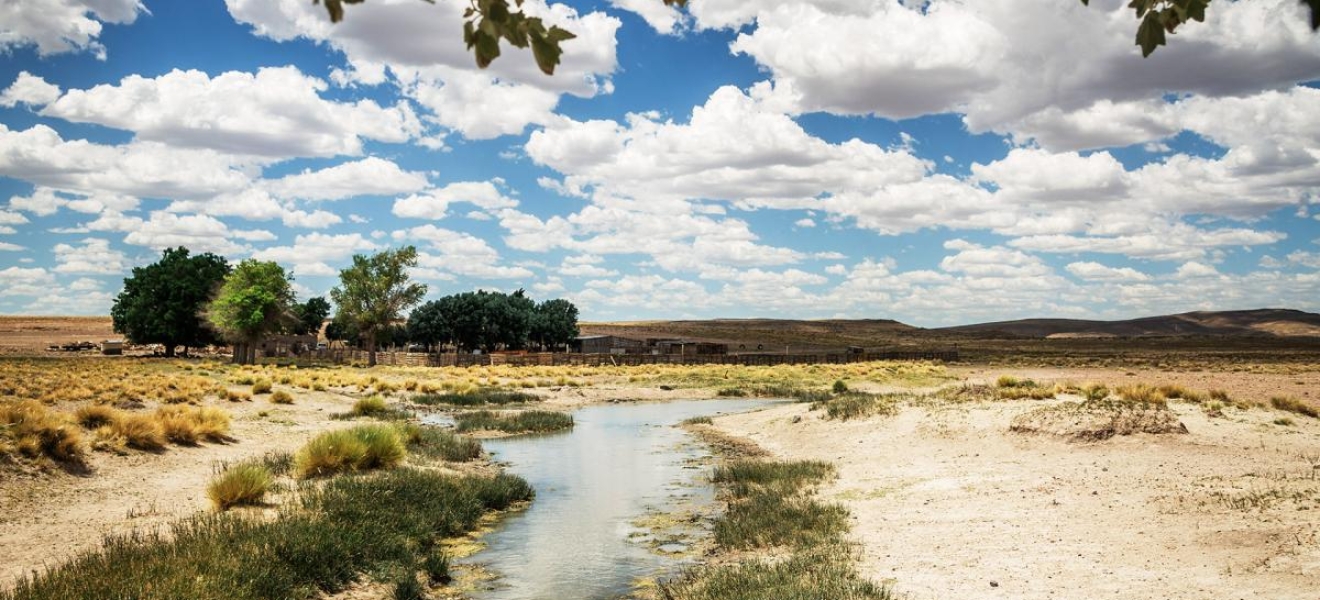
[
  {"xmin": 1, "ymin": 468, "xmax": 532, "ymax": 600},
  {"xmin": 396, "ymin": 424, "xmax": 483, "ymax": 462},
  {"xmin": 269, "ymin": 391, "xmax": 294, "ymax": 405},
  {"xmin": 251, "ymin": 380, "xmax": 273, "ymax": 395},
  {"xmin": 75, "ymin": 404, "xmax": 120, "ymax": 429},
  {"xmin": 1115, "ymin": 384, "xmax": 1168, "ymax": 406},
  {"xmin": 225, "ymin": 390, "xmax": 251, "ymax": 402},
  {"xmin": 682, "ymin": 416, "xmax": 714, "ymax": 426},
  {"xmin": 454, "ymin": 410, "xmax": 573, "ymax": 434},
  {"xmin": 0, "ymin": 401, "xmax": 86, "ymax": 466},
  {"xmin": 113, "ymin": 414, "xmax": 167, "ymax": 451},
  {"xmin": 1270, "ymin": 396, "xmax": 1318, "ymax": 418},
  {"xmin": 1209, "ymin": 389, "xmax": 1231, "ymax": 402},
  {"xmin": 423, "ymin": 550, "xmax": 451, "ymax": 584},
  {"xmin": 812, "ymin": 392, "xmax": 900, "ymax": 421},
  {"xmin": 351, "ymin": 396, "xmax": 389, "ymax": 417},
  {"xmin": 294, "ymin": 425, "xmax": 406, "ymax": 478},
  {"xmin": 207, "ymin": 462, "xmax": 274, "ymax": 510},
  {"xmin": 155, "ymin": 406, "xmax": 231, "ymax": 445},
  {"xmin": 411, "ymin": 389, "xmax": 538, "ymax": 406}
]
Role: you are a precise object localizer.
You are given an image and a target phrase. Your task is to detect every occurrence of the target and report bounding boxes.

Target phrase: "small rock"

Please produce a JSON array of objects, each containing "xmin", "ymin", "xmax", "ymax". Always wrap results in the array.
[
  {"xmin": 990, "ymin": 581, "xmax": 999, "ymax": 588},
  {"xmin": 790, "ymin": 415, "xmax": 802, "ymax": 423}
]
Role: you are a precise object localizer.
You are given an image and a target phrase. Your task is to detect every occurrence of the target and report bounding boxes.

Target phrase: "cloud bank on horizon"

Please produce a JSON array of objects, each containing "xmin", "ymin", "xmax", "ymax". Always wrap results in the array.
[{"xmin": 0, "ymin": 0, "xmax": 1317, "ymax": 327}]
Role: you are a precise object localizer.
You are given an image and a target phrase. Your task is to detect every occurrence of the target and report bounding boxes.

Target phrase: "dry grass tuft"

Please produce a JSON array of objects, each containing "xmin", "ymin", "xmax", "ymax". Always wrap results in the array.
[
  {"xmin": 75, "ymin": 404, "xmax": 120, "ymax": 429},
  {"xmin": 269, "ymin": 390, "xmax": 294, "ymax": 405},
  {"xmin": 1270, "ymin": 396, "xmax": 1318, "ymax": 419},
  {"xmin": 207, "ymin": 461, "xmax": 273, "ymax": 510},
  {"xmin": 1010, "ymin": 397, "xmax": 1187, "ymax": 441},
  {"xmin": 0, "ymin": 401, "xmax": 86, "ymax": 466}
]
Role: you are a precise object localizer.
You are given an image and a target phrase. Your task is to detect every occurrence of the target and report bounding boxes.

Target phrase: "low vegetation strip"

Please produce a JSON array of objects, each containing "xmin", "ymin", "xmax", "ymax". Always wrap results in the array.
[
  {"xmin": 454, "ymin": 410, "xmax": 574, "ymax": 434},
  {"xmin": 2, "ymin": 469, "xmax": 533, "ymax": 600},
  {"xmin": 661, "ymin": 456, "xmax": 889, "ymax": 599},
  {"xmin": 411, "ymin": 389, "xmax": 538, "ymax": 406}
]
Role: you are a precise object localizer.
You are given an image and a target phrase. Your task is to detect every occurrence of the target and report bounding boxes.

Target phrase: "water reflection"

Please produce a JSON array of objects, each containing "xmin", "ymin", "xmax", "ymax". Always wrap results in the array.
[{"xmin": 459, "ymin": 399, "xmax": 777, "ymax": 600}]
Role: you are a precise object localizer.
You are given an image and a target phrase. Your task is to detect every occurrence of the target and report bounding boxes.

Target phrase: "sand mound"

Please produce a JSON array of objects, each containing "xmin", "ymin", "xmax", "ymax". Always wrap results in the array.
[{"xmin": 1009, "ymin": 400, "xmax": 1188, "ymax": 441}]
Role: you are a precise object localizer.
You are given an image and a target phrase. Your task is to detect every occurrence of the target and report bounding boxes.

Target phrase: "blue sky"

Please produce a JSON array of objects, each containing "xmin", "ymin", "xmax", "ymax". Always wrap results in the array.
[{"xmin": 0, "ymin": 0, "xmax": 1318, "ymax": 327}]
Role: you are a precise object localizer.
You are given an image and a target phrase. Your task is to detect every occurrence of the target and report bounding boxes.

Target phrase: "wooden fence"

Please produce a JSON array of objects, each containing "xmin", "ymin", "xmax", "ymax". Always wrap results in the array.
[{"xmin": 272, "ymin": 349, "xmax": 958, "ymax": 368}]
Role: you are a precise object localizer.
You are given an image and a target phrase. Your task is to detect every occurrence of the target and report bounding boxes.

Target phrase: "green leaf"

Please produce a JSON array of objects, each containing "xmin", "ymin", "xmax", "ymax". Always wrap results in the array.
[
  {"xmin": 1186, "ymin": 0, "xmax": 1208, "ymax": 22},
  {"xmin": 1305, "ymin": 0, "xmax": 1320, "ymax": 30},
  {"xmin": 1136, "ymin": 9, "xmax": 1167, "ymax": 56},
  {"xmin": 474, "ymin": 30, "xmax": 501, "ymax": 69},
  {"xmin": 318, "ymin": 0, "xmax": 344, "ymax": 23},
  {"xmin": 529, "ymin": 29, "xmax": 565, "ymax": 75}
]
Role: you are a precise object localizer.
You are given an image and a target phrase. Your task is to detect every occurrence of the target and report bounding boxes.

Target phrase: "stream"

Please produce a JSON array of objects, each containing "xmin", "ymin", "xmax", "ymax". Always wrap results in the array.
[{"xmin": 447, "ymin": 398, "xmax": 778, "ymax": 600}]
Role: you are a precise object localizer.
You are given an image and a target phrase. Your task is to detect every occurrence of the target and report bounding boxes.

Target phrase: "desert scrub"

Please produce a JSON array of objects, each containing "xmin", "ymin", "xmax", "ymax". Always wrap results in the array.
[
  {"xmin": 269, "ymin": 390, "xmax": 294, "ymax": 404},
  {"xmin": 411, "ymin": 389, "xmax": 538, "ymax": 406},
  {"xmin": 1010, "ymin": 397, "xmax": 1187, "ymax": 441},
  {"xmin": 454, "ymin": 410, "xmax": 573, "ymax": 434},
  {"xmin": 207, "ymin": 461, "xmax": 274, "ymax": 510},
  {"xmin": 294, "ymin": 424, "xmax": 406, "ymax": 478},
  {"xmin": 812, "ymin": 392, "xmax": 902, "ymax": 421},
  {"xmin": 0, "ymin": 400, "xmax": 86, "ymax": 467},
  {"xmin": 661, "ymin": 458, "xmax": 886, "ymax": 599},
  {"xmin": 75, "ymin": 404, "xmax": 119, "ymax": 429},
  {"xmin": 1, "ymin": 469, "xmax": 533, "ymax": 600},
  {"xmin": 155, "ymin": 406, "xmax": 231, "ymax": 445},
  {"xmin": 113, "ymin": 413, "xmax": 167, "ymax": 451},
  {"xmin": 395, "ymin": 424, "xmax": 483, "ymax": 462},
  {"xmin": 1270, "ymin": 396, "xmax": 1318, "ymax": 418},
  {"xmin": 682, "ymin": 415, "xmax": 714, "ymax": 425},
  {"xmin": 251, "ymin": 380, "xmax": 273, "ymax": 395}
]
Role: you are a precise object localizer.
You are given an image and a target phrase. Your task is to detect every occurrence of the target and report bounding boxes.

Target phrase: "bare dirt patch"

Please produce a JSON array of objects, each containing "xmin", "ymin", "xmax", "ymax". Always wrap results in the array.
[
  {"xmin": 1008, "ymin": 399, "xmax": 1189, "ymax": 440},
  {"xmin": 713, "ymin": 368, "xmax": 1320, "ymax": 600}
]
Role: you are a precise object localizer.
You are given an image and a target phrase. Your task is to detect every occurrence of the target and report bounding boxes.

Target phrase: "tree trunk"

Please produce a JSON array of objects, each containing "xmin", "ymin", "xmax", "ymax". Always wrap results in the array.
[
  {"xmin": 164, "ymin": 344, "xmax": 176, "ymax": 358},
  {"xmin": 232, "ymin": 343, "xmax": 244, "ymax": 365},
  {"xmin": 181, "ymin": 346, "xmax": 190, "ymax": 358},
  {"xmin": 247, "ymin": 343, "xmax": 258, "ymax": 365},
  {"xmin": 367, "ymin": 330, "xmax": 378, "ymax": 367}
]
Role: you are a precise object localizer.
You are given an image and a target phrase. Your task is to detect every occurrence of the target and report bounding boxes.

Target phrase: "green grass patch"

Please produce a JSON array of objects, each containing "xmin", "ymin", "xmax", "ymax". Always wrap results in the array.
[
  {"xmin": 293, "ymin": 424, "xmax": 406, "ymax": 478},
  {"xmin": 411, "ymin": 389, "xmax": 538, "ymax": 406},
  {"xmin": 207, "ymin": 461, "xmax": 273, "ymax": 510},
  {"xmin": 2, "ymin": 469, "xmax": 532, "ymax": 600},
  {"xmin": 454, "ymin": 410, "xmax": 573, "ymax": 434},
  {"xmin": 394, "ymin": 423, "xmax": 484, "ymax": 462},
  {"xmin": 661, "ymin": 457, "xmax": 886, "ymax": 599}
]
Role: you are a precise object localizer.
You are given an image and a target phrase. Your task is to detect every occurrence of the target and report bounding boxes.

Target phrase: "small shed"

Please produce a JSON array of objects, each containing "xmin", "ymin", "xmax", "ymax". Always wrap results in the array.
[{"xmin": 100, "ymin": 340, "xmax": 124, "ymax": 355}]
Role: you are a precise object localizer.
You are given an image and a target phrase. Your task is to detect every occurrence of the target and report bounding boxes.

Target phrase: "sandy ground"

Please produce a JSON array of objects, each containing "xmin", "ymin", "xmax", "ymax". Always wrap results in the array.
[
  {"xmin": 4, "ymin": 364, "xmax": 1319, "ymax": 598},
  {"xmin": 0, "ymin": 317, "xmax": 115, "ymax": 356},
  {"xmin": 716, "ymin": 369, "xmax": 1320, "ymax": 600}
]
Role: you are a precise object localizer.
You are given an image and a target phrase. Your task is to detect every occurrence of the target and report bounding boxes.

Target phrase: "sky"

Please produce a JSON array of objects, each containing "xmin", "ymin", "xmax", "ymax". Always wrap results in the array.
[{"xmin": 0, "ymin": 0, "xmax": 1318, "ymax": 327}]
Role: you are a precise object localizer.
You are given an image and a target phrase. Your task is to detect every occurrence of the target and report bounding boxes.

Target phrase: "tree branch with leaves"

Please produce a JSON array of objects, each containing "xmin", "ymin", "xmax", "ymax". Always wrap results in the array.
[{"xmin": 329, "ymin": 246, "xmax": 428, "ymax": 367}]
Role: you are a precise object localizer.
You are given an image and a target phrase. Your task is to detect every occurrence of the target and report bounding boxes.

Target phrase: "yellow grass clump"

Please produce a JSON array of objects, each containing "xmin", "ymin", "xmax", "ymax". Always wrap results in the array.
[
  {"xmin": 294, "ymin": 425, "xmax": 405, "ymax": 478},
  {"xmin": 207, "ymin": 462, "xmax": 274, "ymax": 510},
  {"xmin": 269, "ymin": 390, "xmax": 294, "ymax": 404},
  {"xmin": 0, "ymin": 400, "xmax": 86, "ymax": 466}
]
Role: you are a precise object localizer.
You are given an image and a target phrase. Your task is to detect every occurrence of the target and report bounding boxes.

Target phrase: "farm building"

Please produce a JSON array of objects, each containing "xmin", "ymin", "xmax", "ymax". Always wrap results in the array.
[
  {"xmin": 571, "ymin": 335, "xmax": 646, "ymax": 354},
  {"xmin": 651, "ymin": 339, "xmax": 728, "ymax": 355}
]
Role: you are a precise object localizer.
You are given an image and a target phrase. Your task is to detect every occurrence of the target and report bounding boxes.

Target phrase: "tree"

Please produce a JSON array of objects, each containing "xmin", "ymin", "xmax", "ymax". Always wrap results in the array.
[
  {"xmin": 111, "ymin": 247, "xmax": 230, "ymax": 358},
  {"xmin": 317, "ymin": 0, "xmax": 1318, "ymax": 66},
  {"xmin": 407, "ymin": 299, "xmax": 452, "ymax": 352},
  {"xmin": 531, "ymin": 298, "xmax": 579, "ymax": 351},
  {"xmin": 292, "ymin": 296, "xmax": 332, "ymax": 336},
  {"xmin": 326, "ymin": 318, "xmax": 360, "ymax": 348},
  {"xmin": 207, "ymin": 260, "xmax": 297, "ymax": 365},
  {"xmin": 330, "ymin": 246, "xmax": 428, "ymax": 367}
]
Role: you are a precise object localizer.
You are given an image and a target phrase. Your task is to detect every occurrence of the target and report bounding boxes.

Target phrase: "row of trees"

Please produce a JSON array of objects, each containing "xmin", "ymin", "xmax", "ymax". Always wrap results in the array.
[
  {"xmin": 406, "ymin": 290, "xmax": 578, "ymax": 353},
  {"xmin": 110, "ymin": 245, "xmax": 579, "ymax": 366}
]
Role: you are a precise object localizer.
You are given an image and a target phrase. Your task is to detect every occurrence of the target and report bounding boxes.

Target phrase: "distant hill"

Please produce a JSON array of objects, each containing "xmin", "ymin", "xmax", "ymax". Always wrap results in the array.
[
  {"xmin": 581, "ymin": 309, "xmax": 1320, "ymax": 351},
  {"xmin": 934, "ymin": 309, "xmax": 1320, "ymax": 339}
]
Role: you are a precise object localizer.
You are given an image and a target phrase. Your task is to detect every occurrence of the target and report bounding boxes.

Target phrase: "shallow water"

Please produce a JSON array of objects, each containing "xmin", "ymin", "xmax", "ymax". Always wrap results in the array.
[{"xmin": 455, "ymin": 398, "xmax": 777, "ymax": 600}]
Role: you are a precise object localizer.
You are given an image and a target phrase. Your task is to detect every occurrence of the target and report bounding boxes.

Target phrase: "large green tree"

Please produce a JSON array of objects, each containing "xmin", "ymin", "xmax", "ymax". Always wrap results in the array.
[
  {"xmin": 111, "ymin": 247, "xmax": 230, "ymax": 358},
  {"xmin": 330, "ymin": 246, "xmax": 428, "ymax": 367},
  {"xmin": 406, "ymin": 299, "xmax": 452, "ymax": 352},
  {"xmin": 207, "ymin": 260, "xmax": 297, "ymax": 365},
  {"xmin": 531, "ymin": 298, "xmax": 579, "ymax": 351},
  {"xmin": 292, "ymin": 296, "xmax": 332, "ymax": 336}
]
